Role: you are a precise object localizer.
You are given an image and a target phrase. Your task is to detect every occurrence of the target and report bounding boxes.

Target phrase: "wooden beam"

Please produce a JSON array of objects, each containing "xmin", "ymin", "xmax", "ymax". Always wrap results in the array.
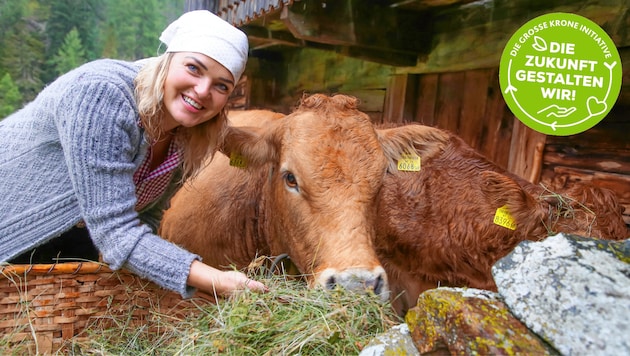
[
  {"xmin": 396, "ymin": 0, "xmax": 630, "ymax": 73},
  {"xmin": 280, "ymin": 0, "xmax": 432, "ymax": 64},
  {"xmin": 242, "ymin": 25, "xmax": 304, "ymax": 49}
]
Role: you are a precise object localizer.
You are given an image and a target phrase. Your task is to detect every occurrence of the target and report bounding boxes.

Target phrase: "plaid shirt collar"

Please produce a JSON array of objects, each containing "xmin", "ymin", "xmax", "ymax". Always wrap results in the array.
[{"xmin": 133, "ymin": 128, "xmax": 182, "ymax": 211}]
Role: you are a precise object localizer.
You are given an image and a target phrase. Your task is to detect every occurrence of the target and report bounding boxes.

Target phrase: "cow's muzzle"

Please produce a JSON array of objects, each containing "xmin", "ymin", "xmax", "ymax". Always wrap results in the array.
[{"xmin": 316, "ymin": 266, "xmax": 390, "ymax": 303}]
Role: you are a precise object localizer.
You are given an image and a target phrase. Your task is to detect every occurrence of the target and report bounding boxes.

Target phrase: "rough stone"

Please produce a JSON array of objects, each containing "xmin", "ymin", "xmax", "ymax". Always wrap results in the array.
[
  {"xmin": 405, "ymin": 287, "xmax": 556, "ymax": 355},
  {"xmin": 493, "ymin": 232, "xmax": 630, "ymax": 355},
  {"xmin": 359, "ymin": 323, "xmax": 421, "ymax": 356}
]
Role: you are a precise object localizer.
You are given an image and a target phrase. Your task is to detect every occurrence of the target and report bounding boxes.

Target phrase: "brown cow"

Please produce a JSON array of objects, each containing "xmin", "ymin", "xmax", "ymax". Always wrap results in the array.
[
  {"xmin": 374, "ymin": 125, "xmax": 629, "ymax": 313},
  {"xmin": 160, "ymin": 94, "xmax": 450, "ymax": 302},
  {"xmin": 161, "ymin": 94, "xmax": 628, "ymax": 315}
]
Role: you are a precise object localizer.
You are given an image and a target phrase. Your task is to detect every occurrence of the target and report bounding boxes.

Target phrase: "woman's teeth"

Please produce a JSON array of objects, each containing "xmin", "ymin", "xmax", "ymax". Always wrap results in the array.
[{"xmin": 183, "ymin": 95, "xmax": 202, "ymax": 109}]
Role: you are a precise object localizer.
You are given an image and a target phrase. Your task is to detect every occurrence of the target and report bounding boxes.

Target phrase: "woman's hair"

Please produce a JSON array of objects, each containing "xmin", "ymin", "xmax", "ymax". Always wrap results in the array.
[{"xmin": 134, "ymin": 53, "xmax": 226, "ymax": 180}]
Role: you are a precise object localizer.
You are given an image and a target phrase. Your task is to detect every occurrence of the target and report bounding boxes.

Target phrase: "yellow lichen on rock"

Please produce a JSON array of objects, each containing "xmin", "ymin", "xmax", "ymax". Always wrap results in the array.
[{"xmin": 405, "ymin": 288, "xmax": 558, "ymax": 355}]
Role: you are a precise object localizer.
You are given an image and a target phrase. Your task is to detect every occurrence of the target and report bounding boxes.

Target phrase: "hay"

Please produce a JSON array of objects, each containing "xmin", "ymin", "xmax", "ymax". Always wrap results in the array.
[
  {"xmin": 77, "ymin": 275, "xmax": 400, "ymax": 355},
  {"xmin": 537, "ymin": 184, "xmax": 597, "ymax": 235},
  {"xmin": 1, "ymin": 263, "xmax": 401, "ymax": 355}
]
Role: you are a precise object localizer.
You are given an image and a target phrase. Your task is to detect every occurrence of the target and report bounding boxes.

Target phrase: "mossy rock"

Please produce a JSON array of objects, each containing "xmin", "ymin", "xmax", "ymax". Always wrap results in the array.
[{"xmin": 405, "ymin": 288, "xmax": 558, "ymax": 355}]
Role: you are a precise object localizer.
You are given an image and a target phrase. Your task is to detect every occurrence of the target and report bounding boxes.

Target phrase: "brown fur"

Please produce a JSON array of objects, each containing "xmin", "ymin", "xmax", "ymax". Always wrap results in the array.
[{"xmin": 374, "ymin": 126, "xmax": 629, "ymax": 314}]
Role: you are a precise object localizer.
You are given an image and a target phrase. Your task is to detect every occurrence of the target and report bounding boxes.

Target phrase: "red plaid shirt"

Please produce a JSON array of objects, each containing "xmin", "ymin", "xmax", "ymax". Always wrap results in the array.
[{"xmin": 133, "ymin": 138, "xmax": 181, "ymax": 211}]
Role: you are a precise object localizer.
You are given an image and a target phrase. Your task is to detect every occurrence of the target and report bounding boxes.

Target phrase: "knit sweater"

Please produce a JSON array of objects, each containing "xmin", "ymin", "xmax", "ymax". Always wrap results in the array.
[{"xmin": 0, "ymin": 58, "xmax": 199, "ymax": 298}]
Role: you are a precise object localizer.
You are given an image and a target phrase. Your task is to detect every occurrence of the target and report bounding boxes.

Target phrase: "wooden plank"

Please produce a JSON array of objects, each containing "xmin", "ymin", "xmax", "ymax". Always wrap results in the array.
[
  {"xmin": 459, "ymin": 69, "xmax": 490, "ymax": 153},
  {"xmin": 414, "ymin": 73, "xmax": 438, "ymax": 126},
  {"xmin": 434, "ymin": 71, "xmax": 465, "ymax": 134},
  {"xmin": 403, "ymin": 74, "xmax": 420, "ymax": 123},
  {"xmin": 508, "ymin": 120, "xmax": 547, "ymax": 182},
  {"xmin": 541, "ymin": 166, "xmax": 630, "ymax": 193},
  {"xmin": 382, "ymin": 75, "xmax": 408, "ymax": 124},
  {"xmin": 545, "ymin": 124, "xmax": 630, "ymax": 152},
  {"xmin": 543, "ymin": 146, "xmax": 630, "ymax": 174},
  {"xmin": 481, "ymin": 67, "xmax": 514, "ymax": 168}
]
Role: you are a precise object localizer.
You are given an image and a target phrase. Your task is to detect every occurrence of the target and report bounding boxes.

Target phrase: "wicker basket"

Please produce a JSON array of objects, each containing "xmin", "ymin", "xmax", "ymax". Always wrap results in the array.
[{"xmin": 0, "ymin": 262, "xmax": 214, "ymax": 354}]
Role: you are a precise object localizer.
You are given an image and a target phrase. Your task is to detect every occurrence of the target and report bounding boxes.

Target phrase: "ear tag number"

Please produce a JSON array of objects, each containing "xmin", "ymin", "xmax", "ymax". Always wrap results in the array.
[
  {"xmin": 397, "ymin": 153, "xmax": 421, "ymax": 172},
  {"xmin": 229, "ymin": 152, "xmax": 247, "ymax": 168},
  {"xmin": 494, "ymin": 205, "xmax": 517, "ymax": 230}
]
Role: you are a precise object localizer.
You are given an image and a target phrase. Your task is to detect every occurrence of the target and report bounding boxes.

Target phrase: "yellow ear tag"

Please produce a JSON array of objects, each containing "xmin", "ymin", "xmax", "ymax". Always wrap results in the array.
[
  {"xmin": 397, "ymin": 153, "xmax": 421, "ymax": 172},
  {"xmin": 229, "ymin": 152, "xmax": 247, "ymax": 168},
  {"xmin": 494, "ymin": 205, "xmax": 517, "ymax": 230}
]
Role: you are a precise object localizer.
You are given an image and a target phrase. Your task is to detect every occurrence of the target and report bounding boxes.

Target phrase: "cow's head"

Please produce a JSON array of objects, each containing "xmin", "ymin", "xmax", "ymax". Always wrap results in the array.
[{"xmin": 220, "ymin": 94, "xmax": 447, "ymax": 301}]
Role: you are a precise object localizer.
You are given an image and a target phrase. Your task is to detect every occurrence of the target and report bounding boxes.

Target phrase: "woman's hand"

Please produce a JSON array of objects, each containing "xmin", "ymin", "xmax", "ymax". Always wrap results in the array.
[{"xmin": 187, "ymin": 260, "xmax": 268, "ymax": 296}]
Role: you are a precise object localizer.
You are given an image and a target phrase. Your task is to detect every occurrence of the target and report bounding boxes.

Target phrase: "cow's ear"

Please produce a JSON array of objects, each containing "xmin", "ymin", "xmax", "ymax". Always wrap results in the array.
[
  {"xmin": 219, "ymin": 124, "xmax": 280, "ymax": 167},
  {"xmin": 376, "ymin": 124, "xmax": 449, "ymax": 172},
  {"xmin": 479, "ymin": 170, "xmax": 547, "ymax": 235}
]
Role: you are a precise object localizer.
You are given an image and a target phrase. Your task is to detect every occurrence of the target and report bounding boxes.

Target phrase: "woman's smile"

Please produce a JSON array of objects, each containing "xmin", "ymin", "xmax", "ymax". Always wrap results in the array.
[{"xmin": 182, "ymin": 94, "xmax": 203, "ymax": 110}]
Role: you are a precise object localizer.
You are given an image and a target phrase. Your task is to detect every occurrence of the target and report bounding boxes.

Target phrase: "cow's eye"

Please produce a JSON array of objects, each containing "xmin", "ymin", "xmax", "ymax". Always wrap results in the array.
[{"xmin": 284, "ymin": 172, "xmax": 299, "ymax": 190}]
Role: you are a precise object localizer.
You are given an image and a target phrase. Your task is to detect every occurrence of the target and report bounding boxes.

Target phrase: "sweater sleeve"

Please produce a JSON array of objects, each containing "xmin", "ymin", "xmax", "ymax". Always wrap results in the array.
[{"xmin": 55, "ymin": 66, "xmax": 198, "ymax": 298}]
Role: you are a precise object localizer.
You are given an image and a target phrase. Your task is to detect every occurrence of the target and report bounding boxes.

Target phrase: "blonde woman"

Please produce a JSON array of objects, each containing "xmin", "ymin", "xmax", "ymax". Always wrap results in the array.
[{"xmin": 0, "ymin": 10, "xmax": 267, "ymax": 298}]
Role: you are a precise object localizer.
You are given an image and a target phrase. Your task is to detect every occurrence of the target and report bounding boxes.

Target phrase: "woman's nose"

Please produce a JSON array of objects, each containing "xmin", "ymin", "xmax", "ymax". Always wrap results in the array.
[{"xmin": 195, "ymin": 78, "xmax": 212, "ymax": 99}]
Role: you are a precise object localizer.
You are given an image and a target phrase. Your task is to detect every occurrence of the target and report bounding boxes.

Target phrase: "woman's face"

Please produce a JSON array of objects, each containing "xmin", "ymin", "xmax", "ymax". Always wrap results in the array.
[{"xmin": 162, "ymin": 52, "xmax": 235, "ymax": 131}]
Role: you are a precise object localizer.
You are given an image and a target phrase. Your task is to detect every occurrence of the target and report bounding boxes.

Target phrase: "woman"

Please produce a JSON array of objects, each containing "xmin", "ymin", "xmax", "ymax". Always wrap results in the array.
[{"xmin": 0, "ymin": 10, "xmax": 267, "ymax": 298}]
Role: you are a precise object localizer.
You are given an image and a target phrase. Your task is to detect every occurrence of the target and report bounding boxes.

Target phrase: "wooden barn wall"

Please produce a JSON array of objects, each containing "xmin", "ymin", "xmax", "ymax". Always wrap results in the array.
[{"xmin": 245, "ymin": 47, "xmax": 394, "ymax": 121}]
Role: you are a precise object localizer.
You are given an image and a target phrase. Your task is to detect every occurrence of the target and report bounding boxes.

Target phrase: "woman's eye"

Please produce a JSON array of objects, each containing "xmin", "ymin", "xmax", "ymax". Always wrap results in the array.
[
  {"xmin": 284, "ymin": 172, "xmax": 298, "ymax": 189},
  {"xmin": 216, "ymin": 83, "xmax": 229, "ymax": 92},
  {"xmin": 186, "ymin": 64, "xmax": 199, "ymax": 73}
]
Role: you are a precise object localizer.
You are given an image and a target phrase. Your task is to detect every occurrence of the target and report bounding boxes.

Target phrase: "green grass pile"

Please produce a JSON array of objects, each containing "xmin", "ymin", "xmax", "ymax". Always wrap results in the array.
[{"xmin": 63, "ymin": 273, "xmax": 401, "ymax": 355}]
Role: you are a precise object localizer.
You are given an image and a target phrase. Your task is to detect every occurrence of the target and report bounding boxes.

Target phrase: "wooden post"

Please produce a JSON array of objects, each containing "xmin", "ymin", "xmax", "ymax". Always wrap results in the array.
[{"xmin": 507, "ymin": 120, "xmax": 547, "ymax": 182}]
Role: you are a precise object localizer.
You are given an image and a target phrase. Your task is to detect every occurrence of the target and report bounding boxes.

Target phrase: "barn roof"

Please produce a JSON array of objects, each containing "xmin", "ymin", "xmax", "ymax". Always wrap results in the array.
[
  {"xmin": 214, "ymin": 0, "xmax": 474, "ymax": 27},
  {"xmin": 207, "ymin": 0, "xmax": 477, "ymax": 66},
  {"xmin": 214, "ymin": 0, "xmax": 294, "ymax": 27}
]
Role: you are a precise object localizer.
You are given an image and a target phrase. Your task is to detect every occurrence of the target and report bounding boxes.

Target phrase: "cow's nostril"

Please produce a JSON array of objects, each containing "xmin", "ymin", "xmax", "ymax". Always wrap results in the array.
[
  {"xmin": 325, "ymin": 276, "xmax": 337, "ymax": 290},
  {"xmin": 371, "ymin": 275, "xmax": 384, "ymax": 296},
  {"xmin": 364, "ymin": 274, "xmax": 383, "ymax": 295}
]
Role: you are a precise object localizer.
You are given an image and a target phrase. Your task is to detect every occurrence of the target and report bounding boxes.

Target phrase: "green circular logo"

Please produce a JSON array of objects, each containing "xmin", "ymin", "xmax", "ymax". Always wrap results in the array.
[{"xmin": 499, "ymin": 12, "xmax": 622, "ymax": 136}]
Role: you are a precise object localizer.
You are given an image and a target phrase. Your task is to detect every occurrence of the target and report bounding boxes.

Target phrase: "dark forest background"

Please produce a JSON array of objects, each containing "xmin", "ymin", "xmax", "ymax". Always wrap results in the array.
[{"xmin": 0, "ymin": 0, "xmax": 186, "ymax": 119}]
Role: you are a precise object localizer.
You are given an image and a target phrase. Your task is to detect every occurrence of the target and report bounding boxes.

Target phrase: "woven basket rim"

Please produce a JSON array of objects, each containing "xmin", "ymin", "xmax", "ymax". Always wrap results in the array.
[{"xmin": 1, "ymin": 261, "xmax": 112, "ymax": 276}]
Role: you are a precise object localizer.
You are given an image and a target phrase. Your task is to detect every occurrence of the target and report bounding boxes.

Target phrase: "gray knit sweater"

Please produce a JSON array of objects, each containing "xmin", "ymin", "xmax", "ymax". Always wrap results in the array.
[{"xmin": 0, "ymin": 59, "xmax": 198, "ymax": 298}]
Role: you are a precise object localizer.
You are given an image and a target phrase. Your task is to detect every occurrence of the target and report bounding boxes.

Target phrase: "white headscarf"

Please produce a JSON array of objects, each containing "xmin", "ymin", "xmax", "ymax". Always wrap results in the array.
[{"xmin": 159, "ymin": 10, "xmax": 249, "ymax": 82}]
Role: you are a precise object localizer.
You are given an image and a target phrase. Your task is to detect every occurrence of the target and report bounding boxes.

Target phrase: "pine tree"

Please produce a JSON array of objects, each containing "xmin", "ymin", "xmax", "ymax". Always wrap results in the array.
[
  {"xmin": 50, "ymin": 28, "xmax": 87, "ymax": 76},
  {"xmin": 2, "ymin": 19, "xmax": 45, "ymax": 104},
  {"xmin": 103, "ymin": 0, "xmax": 165, "ymax": 60},
  {"xmin": 0, "ymin": 73, "xmax": 23, "ymax": 119},
  {"xmin": 44, "ymin": 0, "xmax": 103, "ymax": 83},
  {"xmin": 0, "ymin": 0, "xmax": 25, "ymax": 75}
]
